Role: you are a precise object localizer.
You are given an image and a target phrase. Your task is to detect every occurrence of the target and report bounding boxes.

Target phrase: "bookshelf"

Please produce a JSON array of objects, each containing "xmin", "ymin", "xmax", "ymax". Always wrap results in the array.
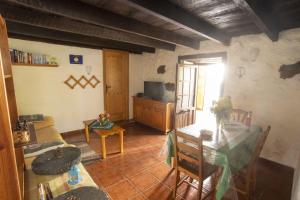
[
  {"xmin": 10, "ymin": 48, "xmax": 58, "ymax": 67},
  {"xmin": 12, "ymin": 63, "xmax": 59, "ymax": 67}
]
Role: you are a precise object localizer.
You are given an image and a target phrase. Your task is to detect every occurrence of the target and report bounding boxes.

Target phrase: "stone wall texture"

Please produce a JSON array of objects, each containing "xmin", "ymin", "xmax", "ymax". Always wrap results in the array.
[{"xmin": 130, "ymin": 28, "xmax": 300, "ymax": 168}]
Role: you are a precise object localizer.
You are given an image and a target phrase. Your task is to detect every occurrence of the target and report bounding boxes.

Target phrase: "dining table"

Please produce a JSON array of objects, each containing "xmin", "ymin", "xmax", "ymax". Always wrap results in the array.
[{"xmin": 166, "ymin": 115, "xmax": 263, "ymax": 200}]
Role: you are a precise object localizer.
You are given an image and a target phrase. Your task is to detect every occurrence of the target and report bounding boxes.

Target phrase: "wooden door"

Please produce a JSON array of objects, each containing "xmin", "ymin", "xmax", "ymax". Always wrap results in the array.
[
  {"xmin": 0, "ymin": 16, "xmax": 22, "ymax": 200},
  {"xmin": 103, "ymin": 49, "xmax": 129, "ymax": 121},
  {"xmin": 175, "ymin": 64, "xmax": 197, "ymax": 129}
]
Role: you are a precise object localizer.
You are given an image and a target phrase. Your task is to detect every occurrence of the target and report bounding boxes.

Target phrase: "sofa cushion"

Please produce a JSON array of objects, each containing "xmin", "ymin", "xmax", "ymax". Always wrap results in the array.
[
  {"xmin": 25, "ymin": 116, "xmax": 102, "ymax": 200},
  {"xmin": 33, "ymin": 116, "xmax": 55, "ymax": 130}
]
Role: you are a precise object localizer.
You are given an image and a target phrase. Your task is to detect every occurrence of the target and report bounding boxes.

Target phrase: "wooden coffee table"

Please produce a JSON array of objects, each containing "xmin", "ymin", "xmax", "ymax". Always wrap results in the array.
[{"xmin": 83, "ymin": 120, "xmax": 125, "ymax": 159}]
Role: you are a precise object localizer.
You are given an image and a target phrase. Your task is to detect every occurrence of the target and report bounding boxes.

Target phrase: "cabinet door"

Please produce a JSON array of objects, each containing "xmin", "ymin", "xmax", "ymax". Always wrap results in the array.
[
  {"xmin": 152, "ymin": 104, "xmax": 165, "ymax": 130},
  {"xmin": 133, "ymin": 99, "xmax": 142, "ymax": 122},
  {"xmin": 142, "ymin": 103, "xmax": 152, "ymax": 125}
]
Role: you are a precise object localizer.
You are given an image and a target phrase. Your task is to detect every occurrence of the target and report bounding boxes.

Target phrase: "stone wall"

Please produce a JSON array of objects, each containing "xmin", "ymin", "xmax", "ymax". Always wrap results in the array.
[{"xmin": 130, "ymin": 28, "xmax": 300, "ymax": 168}]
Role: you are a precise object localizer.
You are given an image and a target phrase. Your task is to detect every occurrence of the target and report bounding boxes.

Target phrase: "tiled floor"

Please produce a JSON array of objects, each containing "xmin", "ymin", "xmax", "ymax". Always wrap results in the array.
[{"xmin": 63, "ymin": 123, "xmax": 294, "ymax": 200}]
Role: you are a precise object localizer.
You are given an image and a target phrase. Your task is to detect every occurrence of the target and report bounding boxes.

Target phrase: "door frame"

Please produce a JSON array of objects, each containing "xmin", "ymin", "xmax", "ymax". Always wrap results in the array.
[
  {"xmin": 177, "ymin": 52, "xmax": 227, "ymax": 97},
  {"xmin": 103, "ymin": 49, "xmax": 129, "ymax": 120},
  {"xmin": 174, "ymin": 52, "xmax": 227, "ymax": 127}
]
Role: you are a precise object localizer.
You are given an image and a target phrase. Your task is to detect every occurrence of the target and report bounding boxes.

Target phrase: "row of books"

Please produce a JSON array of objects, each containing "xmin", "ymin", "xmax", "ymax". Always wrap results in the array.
[{"xmin": 9, "ymin": 48, "xmax": 51, "ymax": 65}]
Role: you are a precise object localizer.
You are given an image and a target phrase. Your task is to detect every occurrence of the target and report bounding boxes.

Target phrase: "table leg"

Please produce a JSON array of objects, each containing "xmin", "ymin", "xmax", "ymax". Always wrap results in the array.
[
  {"xmin": 101, "ymin": 135, "xmax": 107, "ymax": 159},
  {"xmin": 119, "ymin": 131, "xmax": 124, "ymax": 154},
  {"xmin": 84, "ymin": 124, "xmax": 90, "ymax": 143}
]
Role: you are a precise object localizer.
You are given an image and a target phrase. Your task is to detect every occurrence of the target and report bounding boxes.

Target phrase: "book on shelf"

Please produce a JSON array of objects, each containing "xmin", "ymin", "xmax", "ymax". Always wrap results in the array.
[{"xmin": 9, "ymin": 48, "xmax": 52, "ymax": 65}]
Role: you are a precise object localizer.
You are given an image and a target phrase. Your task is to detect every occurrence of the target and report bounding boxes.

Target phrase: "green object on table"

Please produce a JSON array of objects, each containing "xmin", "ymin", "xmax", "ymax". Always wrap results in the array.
[
  {"xmin": 166, "ymin": 125, "xmax": 262, "ymax": 200},
  {"xmin": 89, "ymin": 120, "xmax": 114, "ymax": 130}
]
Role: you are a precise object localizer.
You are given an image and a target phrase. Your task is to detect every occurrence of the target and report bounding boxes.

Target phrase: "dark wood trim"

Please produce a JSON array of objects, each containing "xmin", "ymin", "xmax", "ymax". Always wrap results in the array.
[
  {"xmin": 259, "ymin": 157, "xmax": 294, "ymax": 173},
  {"xmin": 232, "ymin": 0, "xmax": 279, "ymax": 41},
  {"xmin": 7, "ymin": 21, "xmax": 155, "ymax": 53},
  {"xmin": 5, "ymin": 0, "xmax": 200, "ymax": 49},
  {"xmin": 9, "ymin": 33, "xmax": 140, "ymax": 54},
  {"xmin": 0, "ymin": 3, "xmax": 175, "ymax": 51},
  {"xmin": 60, "ymin": 129, "xmax": 84, "ymax": 137},
  {"xmin": 178, "ymin": 52, "xmax": 227, "ymax": 63},
  {"xmin": 126, "ymin": 0, "xmax": 231, "ymax": 45}
]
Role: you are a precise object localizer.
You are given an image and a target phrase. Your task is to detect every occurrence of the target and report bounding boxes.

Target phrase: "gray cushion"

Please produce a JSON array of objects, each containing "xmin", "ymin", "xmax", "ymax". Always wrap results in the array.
[
  {"xmin": 54, "ymin": 187, "xmax": 109, "ymax": 200},
  {"xmin": 32, "ymin": 147, "xmax": 81, "ymax": 175},
  {"xmin": 24, "ymin": 141, "xmax": 64, "ymax": 158}
]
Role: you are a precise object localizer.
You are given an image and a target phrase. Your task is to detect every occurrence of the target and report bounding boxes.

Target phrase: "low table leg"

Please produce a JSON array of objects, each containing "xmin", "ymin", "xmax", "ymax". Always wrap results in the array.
[
  {"xmin": 84, "ymin": 124, "xmax": 90, "ymax": 143},
  {"xmin": 119, "ymin": 131, "xmax": 124, "ymax": 154},
  {"xmin": 101, "ymin": 135, "xmax": 107, "ymax": 159}
]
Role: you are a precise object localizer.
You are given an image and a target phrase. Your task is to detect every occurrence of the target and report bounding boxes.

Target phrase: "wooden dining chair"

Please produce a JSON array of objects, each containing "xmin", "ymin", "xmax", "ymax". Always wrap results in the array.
[
  {"xmin": 173, "ymin": 131, "xmax": 222, "ymax": 200},
  {"xmin": 175, "ymin": 109, "xmax": 195, "ymax": 129},
  {"xmin": 231, "ymin": 109, "xmax": 252, "ymax": 126},
  {"xmin": 231, "ymin": 126, "xmax": 271, "ymax": 200}
]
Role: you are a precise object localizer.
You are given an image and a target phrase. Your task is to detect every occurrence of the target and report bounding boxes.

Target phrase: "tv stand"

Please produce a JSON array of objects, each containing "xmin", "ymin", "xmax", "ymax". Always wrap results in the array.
[{"xmin": 133, "ymin": 96, "xmax": 174, "ymax": 133}]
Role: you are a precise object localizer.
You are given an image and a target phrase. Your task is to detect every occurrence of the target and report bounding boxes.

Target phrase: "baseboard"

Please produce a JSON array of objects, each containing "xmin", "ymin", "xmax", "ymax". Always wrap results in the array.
[
  {"xmin": 60, "ymin": 129, "xmax": 84, "ymax": 137},
  {"xmin": 115, "ymin": 119, "xmax": 136, "ymax": 128},
  {"xmin": 259, "ymin": 157, "xmax": 295, "ymax": 172}
]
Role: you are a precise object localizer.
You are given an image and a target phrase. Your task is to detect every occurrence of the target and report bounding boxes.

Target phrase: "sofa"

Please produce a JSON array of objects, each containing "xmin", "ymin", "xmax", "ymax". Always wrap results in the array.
[{"xmin": 24, "ymin": 116, "xmax": 103, "ymax": 200}]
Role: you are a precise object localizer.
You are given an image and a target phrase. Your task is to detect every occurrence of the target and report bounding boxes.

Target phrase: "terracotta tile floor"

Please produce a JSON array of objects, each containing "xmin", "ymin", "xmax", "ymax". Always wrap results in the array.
[{"xmin": 63, "ymin": 123, "xmax": 294, "ymax": 200}]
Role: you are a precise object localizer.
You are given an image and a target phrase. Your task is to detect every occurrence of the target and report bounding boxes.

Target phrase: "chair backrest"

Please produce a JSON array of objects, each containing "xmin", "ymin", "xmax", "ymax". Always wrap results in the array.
[
  {"xmin": 248, "ymin": 126, "xmax": 271, "ymax": 168},
  {"xmin": 174, "ymin": 130, "xmax": 203, "ymax": 179},
  {"xmin": 231, "ymin": 108, "xmax": 252, "ymax": 125},
  {"xmin": 175, "ymin": 109, "xmax": 196, "ymax": 129}
]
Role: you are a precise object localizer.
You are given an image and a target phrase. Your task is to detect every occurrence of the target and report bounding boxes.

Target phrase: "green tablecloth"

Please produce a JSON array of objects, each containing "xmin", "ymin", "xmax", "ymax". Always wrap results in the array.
[{"xmin": 166, "ymin": 124, "xmax": 262, "ymax": 200}]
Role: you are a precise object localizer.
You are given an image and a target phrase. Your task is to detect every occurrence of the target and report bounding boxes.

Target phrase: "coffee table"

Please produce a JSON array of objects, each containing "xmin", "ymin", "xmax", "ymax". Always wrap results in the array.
[{"xmin": 83, "ymin": 120, "xmax": 125, "ymax": 159}]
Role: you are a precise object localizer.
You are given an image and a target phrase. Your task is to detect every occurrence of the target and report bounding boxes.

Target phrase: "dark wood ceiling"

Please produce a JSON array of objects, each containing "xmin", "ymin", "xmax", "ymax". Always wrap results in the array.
[{"xmin": 1, "ymin": 0, "xmax": 300, "ymax": 53}]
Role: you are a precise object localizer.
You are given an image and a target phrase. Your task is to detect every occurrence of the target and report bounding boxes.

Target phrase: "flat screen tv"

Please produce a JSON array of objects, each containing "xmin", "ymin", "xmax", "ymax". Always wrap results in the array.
[{"xmin": 144, "ymin": 81, "xmax": 165, "ymax": 101}]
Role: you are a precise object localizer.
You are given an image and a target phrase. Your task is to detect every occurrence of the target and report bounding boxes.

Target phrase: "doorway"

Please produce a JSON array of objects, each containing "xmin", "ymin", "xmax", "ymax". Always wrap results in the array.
[
  {"xmin": 103, "ymin": 49, "xmax": 129, "ymax": 121},
  {"xmin": 175, "ymin": 52, "xmax": 226, "ymax": 128}
]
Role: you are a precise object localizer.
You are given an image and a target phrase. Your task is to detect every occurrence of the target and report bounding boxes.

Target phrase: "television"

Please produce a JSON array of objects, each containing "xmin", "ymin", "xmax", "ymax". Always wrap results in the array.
[{"xmin": 144, "ymin": 81, "xmax": 165, "ymax": 101}]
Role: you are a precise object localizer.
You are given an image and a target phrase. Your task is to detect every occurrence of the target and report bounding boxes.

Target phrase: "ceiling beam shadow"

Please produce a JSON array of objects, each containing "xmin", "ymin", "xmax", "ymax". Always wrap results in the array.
[
  {"xmin": 232, "ymin": 0, "xmax": 279, "ymax": 41},
  {"xmin": 0, "ymin": 3, "xmax": 175, "ymax": 51},
  {"xmin": 4, "ymin": 0, "xmax": 199, "ymax": 49},
  {"xmin": 6, "ymin": 21, "xmax": 155, "ymax": 53},
  {"xmin": 124, "ymin": 0, "xmax": 231, "ymax": 45}
]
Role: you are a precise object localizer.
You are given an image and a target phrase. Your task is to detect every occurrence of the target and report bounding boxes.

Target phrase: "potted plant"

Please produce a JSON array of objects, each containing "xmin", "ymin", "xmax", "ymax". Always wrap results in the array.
[{"xmin": 211, "ymin": 96, "xmax": 233, "ymax": 130}]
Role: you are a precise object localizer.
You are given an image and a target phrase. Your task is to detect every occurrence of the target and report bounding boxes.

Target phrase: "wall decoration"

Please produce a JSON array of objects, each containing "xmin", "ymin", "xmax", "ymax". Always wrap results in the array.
[
  {"xmin": 69, "ymin": 55, "xmax": 83, "ymax": 64},
  {"xmin": 279, "ymin": 61, "xmax": 300, "ymax": 79},
  {"xmin": 236, "ymin": 66, "xmax": 246, "ymax": 78},
  {"xmin": 165, "ymin": 82, "xmax": 175, "ymax": 91},
  {"xmin": 85, "ymin": 65, "xmax": 92, "ymax": 75},
  {"xmin": 157, "ymin": 65, "xmax": 166, "ymax": 74},
  {"xmin": 64, "ymin": 75, "xmax": 100, "ymax": 89}
]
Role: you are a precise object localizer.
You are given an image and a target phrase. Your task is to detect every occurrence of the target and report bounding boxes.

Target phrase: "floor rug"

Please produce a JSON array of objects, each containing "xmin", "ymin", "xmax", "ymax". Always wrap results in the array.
[{"xmin": 67, "ymin": 141, "xmax": 101, "ymax": 165}]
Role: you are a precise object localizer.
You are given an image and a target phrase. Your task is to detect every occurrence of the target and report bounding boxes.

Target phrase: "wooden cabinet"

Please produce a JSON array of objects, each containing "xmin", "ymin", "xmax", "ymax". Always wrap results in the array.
[{"xmin": 133, "ymin": 96, "xmax": 174, "ymax": 133}]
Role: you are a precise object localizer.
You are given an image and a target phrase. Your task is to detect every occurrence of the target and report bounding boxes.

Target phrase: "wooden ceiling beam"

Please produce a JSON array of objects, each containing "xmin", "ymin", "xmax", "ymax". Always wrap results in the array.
[
  {"xmin": 0, "ymin": 3, "xmax": 175, "ymax": 51},
  {"xmin": 4, "ymin": 0, "xmax": 200, "ymax": 49},
  {"xmin": 6, "ymin": 21, "xmax": 155, "ymax": 54},
  {"xmin": 9, "ymin": 33, "xmax": 146, "ymax": 54},
  {"xmin": 232, "ymin": 0, "xmax": 279, "ymax": 41},
  {"xmin": 124, "ymin": 0, "xmax": 231, "ymax": 45}
]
